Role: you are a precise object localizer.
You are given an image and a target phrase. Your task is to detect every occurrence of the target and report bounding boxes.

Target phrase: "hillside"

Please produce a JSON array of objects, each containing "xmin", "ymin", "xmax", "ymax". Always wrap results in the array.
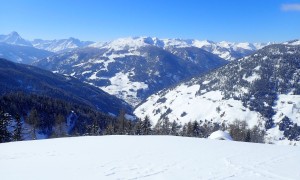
[
  {"xmin": 135, "ymin": 43, "xmax": 300, "ymax": 142},
  {"xmin": 0, "ymin": 58, "xmax": 132, "ymax": 115},
  {"xmin": 1, "ymin": 136, "xmax": 299, "ymax": 180}
]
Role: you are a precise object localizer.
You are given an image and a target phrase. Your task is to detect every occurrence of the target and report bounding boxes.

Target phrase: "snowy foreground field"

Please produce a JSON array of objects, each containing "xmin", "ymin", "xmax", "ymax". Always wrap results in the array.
[{"xmin": 1, "ymin": 136, "xmax": 300, "ymax": 180}]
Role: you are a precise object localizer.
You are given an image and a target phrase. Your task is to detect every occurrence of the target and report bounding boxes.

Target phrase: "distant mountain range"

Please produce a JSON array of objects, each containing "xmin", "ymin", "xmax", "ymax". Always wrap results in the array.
[
  {"xmin": 90, "ymin": 37, "xmax": 269, "ymax": 61},
  {"xmin": 0, "ymin": 31, "xmax": 269, "ymax": 60},
  {"xmin": 0, "ymin": 31, "xmax": 93, "ymax": 53}
]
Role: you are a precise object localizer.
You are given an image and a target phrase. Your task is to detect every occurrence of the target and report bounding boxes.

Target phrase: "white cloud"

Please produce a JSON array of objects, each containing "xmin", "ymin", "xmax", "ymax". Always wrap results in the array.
[{"xmin": 281, "ymin": 3, "xmax": 300, "ymax": 11}]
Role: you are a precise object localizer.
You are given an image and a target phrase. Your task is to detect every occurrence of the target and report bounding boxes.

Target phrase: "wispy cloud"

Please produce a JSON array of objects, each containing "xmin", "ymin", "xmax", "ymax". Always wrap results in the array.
[{"xmin": 281, "ymin": 3, "xmax": 300, "ymax": 11}]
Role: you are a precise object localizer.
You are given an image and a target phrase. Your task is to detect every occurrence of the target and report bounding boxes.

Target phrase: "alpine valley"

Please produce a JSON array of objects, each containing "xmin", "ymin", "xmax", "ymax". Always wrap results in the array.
[{"xmin": 0, "ymin": 31, "xmax": 299, "ymax": 144}]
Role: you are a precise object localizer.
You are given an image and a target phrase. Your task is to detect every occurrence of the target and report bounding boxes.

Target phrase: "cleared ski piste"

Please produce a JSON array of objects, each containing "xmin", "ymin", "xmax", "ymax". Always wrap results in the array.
[{"xmin": 1, "ymin": 136, "xmax": 300, "ymax": 180}]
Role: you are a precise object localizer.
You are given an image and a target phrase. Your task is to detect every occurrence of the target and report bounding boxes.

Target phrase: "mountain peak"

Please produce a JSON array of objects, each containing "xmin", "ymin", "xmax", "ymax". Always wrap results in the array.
[
  {"xmin": 9, "ymin": 31, "xmax": 20, "ymax": 37},
  {"xmin": 0, "ymin": 31, "xmax": 32, "ymax": 46}
]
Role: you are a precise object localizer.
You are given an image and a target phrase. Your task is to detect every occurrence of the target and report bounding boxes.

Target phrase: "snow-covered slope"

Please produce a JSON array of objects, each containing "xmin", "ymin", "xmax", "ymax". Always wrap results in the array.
[
  {"xmin": 31, "ymin": 37, "xmax": 93, "ymax": 52},
  {"xmin": 1, "ymin": 136, "xmax": 300, "ymax": 180},
  {"xmin": 135, "ymin": 43, "xmax": 300, "ymax": 142},
  {"xmin": 34, "ymin": 42, "xmax": 227, "ymax": 106}
]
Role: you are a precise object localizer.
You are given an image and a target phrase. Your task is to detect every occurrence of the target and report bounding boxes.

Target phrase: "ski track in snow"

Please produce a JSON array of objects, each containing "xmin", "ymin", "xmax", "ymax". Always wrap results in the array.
[{"xmin": 1, "ymin": 136, "xmax": 300, "ymax": 180}]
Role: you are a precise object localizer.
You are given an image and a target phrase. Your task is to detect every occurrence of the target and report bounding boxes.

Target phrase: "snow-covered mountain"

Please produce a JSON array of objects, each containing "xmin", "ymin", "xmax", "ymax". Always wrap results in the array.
[
  {"xmin": 31, "ymin": 37, "xmax": 94, "ymax": 52},
  {"xmin": 34, "ymin": 38, "xmax": 227, "ymax": 106},
  {"xmin": 0, "ymin": 31, "xmax": 32, "ymax": 46},
  {"xmin": 0, "ymin": 32, "xmax": 267, "ymax": 61},
  {"xmin": 1, "ymin": 136, "xmax": 300, "ymax": 180},
  {"xmin": 0, "ymin": 42, "xmax": 54, "ymax": 64},
  {"xmin": 134, "ymin": 43, "xmax": 300, "ymax": 142},
  {"xmin": 0, "ymin": 32, "xmax": 94, "ymax": 53},
  {"xmin": 91, "ymin": 37, "xmax": 268, "ymax": 61}
]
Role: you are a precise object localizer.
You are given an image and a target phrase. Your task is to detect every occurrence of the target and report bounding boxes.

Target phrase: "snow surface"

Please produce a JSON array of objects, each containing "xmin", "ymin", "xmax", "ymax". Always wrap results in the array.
[
  {"xmin": 1, "ymin": 136, "xmax": 300, "ymax": 180},
  {"xmin": 209, "ymin": 130, "xmax": 233, "ymax": 140}
]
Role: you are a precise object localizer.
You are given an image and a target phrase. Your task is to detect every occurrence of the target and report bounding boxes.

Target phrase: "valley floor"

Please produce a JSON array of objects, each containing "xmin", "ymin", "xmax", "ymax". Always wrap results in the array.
[{"xmin": 1, "ymin": 136, "xmax": 300, "ymax": 180}]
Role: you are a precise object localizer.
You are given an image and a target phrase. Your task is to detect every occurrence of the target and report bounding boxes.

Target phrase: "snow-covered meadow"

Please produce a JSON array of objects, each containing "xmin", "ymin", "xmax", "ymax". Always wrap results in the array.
[{"xmin": 1, "ymin": 136, "xmax": 300, "ymax": 180}]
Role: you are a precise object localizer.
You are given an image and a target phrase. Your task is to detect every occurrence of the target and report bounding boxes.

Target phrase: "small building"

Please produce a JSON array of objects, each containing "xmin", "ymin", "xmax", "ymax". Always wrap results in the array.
[{"xmin": 208, "ymin": 130, "xmax": 233, "ymax": 141}]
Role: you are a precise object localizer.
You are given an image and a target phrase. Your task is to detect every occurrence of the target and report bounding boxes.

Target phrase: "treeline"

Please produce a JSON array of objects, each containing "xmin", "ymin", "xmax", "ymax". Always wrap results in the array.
[
  {"xmin": 0, "ymin": 108, "xmax": 265, "ymax": 144},
  {"xmin": 0, "ymin": 92, "xmax": 267, "ymax": 143}
]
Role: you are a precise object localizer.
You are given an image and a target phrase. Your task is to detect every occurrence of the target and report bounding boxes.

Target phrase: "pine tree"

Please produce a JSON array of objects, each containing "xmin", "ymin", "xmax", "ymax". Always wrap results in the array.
[
  {"xmin": 116, "ymin": 109, "xmax": 126, "ymax": 134},
  {"xmin": 192, "ymin": 120, "xmax": 200, "ymax": 137},
  {"xmin": 186, "ymin": 122, "xmax": 193, "ymax": 137},
  {"xmin": 134, "ymin": 119, "xmax": 143, "ymax": 135},
  {"xmin": 180, "ymin": 123, "xmax": 188, "ymax": 136},
  {"xmin": 54, "ymin": 113, "xmax": 65, "ymax": 137},
  {"xmin": 142, "ymin": 116, "xmax": 152, "ymax": 135},
  {"xmin": 105, "ymin": 123, "xmax": 114, "ymax": 135},
  {"xmin": 161, "ymin": 118, "xmax": 171, "ymax": 135},
  {"xmin": 13, "ymin": 114, "xmax": 22, "ymax": 141},
  {"xmin": 91, "ymin": 118, "xmax": 100, "ymax": 135},
  {"xmin": 0, "ymin": 111, "xmax": 11, "ymax": 143},
  {"xmin": 170, "ymin": 121, "xmax": 179, "ymax": 136},
  {"xmin": 127, "ymin": 120, "xmax": 134, "ymax": 135},
  {"xmin": 27, "ymin": 108, "xmax": 40, "ymax": 140}
]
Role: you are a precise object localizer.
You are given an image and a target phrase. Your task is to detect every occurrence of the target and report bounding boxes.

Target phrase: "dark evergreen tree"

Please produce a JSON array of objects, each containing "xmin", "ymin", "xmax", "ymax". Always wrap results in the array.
[
  {"xmin": 170, "ymin": 121, "xmax": 179, "ymax": 136},
  {"xmin": 180, "ymin": 123, "xmax": 188, "ymax": 136},
  {"xmin": 116, "ymin": 109, "xmax": 126, "ymax": 134},
  {"xmin": 192, "ymin": 120, "xmax": 201, "ymax": 137},
  {"xmin": 13, "ymin": 114, "xmax": 23, "ymax": 141},
  {"xmin": 161, "ymin": 118, "xmax": 171, "ymax": 135},
  {"xmin": 91, "ymin": 118, "xmax": 101, "ymax": 135},
  {"xmin": 127, "ymin": 120, "xmax": 134, "ymax": 135},
  {"xmin": 54, "ymin": 113, "xmax": 65, "ymax": 137},
  {"xmin": 134, "ymin": 119, "xmax": 143, "ymax": 135},
  {"xmin": 142, "ymin": 116, "xmax": 152, "ymax": 135},
  {"xmin": 105, "ymin": 123, "xmax": 114, "ymax": 135},
  {"xmin": 186, "ymin": 122, "xmax": 193, "ymax": 137},
  {"xmin": 26, "ymin": 108, "xmax": 40, "ymax": 140},
  {"xmin": 0, "ymin": 111, "xmax": 11, "ymax": 143}
]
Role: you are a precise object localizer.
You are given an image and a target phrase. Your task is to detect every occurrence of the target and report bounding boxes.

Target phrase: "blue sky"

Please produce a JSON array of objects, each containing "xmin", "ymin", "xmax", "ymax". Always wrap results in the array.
[{"xmin": 0, "ymin": 0, "xmax": 299, "ymax": 42}]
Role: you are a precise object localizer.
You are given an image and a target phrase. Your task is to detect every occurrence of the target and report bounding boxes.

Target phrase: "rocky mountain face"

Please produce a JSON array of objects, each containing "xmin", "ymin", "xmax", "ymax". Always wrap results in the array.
[
  {"xmin": 34, "ymin": 38, "xmax": 228, "ymax": 106},
  {"xmin": 0, "ymin": 58, "xmax": 132, "ymax": 115},
  {"xmin": 134, "ymin": 43, "xmax": 300, "ymax": 142}
]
